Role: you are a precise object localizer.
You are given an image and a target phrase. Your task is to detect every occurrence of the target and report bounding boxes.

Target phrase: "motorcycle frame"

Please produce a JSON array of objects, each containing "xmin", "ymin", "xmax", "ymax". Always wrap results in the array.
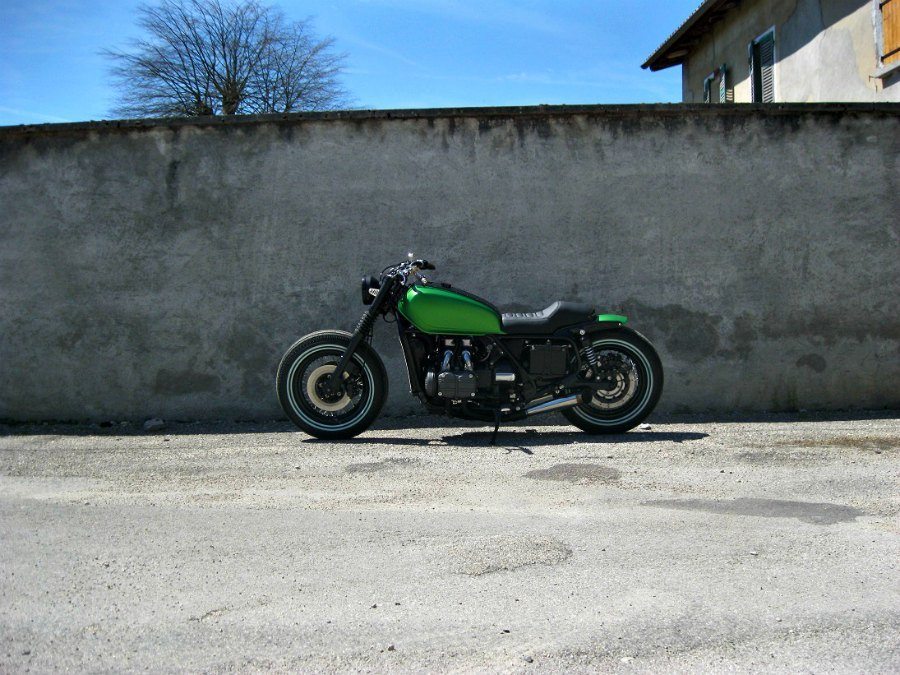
[{"xmin": 327, "ymin": 271, "xmax": 627, "ymax": 421}]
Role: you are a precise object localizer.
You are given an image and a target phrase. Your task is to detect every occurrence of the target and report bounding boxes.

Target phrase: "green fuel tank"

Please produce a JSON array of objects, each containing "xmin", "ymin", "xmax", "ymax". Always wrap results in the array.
[{"xmin": 397, "ymin": 284, "xmax": 504, "ymax": 335}]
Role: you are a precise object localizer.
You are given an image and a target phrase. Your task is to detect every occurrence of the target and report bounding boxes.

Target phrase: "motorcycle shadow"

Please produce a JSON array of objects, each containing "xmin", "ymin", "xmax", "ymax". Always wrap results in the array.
[
  {"xmin": 308, "ymin": 429, "xmax": 709, "ymax": 449},
  {"xmin": 443, "ymin": 430, "xmax": 709, "ymax": 448}
]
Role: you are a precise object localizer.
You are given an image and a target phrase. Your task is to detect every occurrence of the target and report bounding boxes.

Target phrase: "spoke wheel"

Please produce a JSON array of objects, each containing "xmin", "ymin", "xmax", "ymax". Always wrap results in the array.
[
  {"xmin": 291, "ymin": 354, "xmax": 368, "ymax": 424},
  {"xmin": 276, "ymin": 331, "xmax": 387, "ymax": 439},
  {"xmin": 562, "ymin": 328, "xmax": 663, "ymax": 434},
  {"xmin": 585, "ymin": 349, "xmax": 642, "ymax": 415}
]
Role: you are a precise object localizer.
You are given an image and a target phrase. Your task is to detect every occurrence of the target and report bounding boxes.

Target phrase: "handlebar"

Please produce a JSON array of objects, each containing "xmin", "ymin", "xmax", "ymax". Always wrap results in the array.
[{"xmin": 382, "ymin": 258, "xmax": 435, "ymax": 279}]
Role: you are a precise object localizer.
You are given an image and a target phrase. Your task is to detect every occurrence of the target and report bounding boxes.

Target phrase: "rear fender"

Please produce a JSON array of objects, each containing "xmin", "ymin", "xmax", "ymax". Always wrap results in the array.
[{"xmin": 558, "ymin": 313, "xmax": 628, "ymax": 338}]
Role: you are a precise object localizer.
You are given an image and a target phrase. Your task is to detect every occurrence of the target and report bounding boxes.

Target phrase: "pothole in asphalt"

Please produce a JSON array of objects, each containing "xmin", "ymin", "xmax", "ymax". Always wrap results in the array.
[
  {"xmin": 448, "ymin": 535, "xmax": 572, "ymax": 576},
  {"xmin": 645, "ymin": 498, "xmax": 864, "ymax": 524},
  {"xmin": 345, "ymin": 457, "xmax": 422, "ymax": 473},
  {"xmin": 524, "ymin": 463, "xmax": 620, "ymax": 484}
]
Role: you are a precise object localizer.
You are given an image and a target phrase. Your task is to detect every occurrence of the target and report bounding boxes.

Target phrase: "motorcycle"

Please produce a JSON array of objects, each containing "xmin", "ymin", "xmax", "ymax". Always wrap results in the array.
[{"xmin": 276, "ymin": 256, "xmax": 663, "ymax": 441}]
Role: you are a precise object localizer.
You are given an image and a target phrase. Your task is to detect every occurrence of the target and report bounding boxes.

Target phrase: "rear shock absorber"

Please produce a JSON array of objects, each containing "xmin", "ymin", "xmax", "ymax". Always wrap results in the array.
[{"xmin": 583, "ymin": 342, "xmax": 599, "ymax": 374}]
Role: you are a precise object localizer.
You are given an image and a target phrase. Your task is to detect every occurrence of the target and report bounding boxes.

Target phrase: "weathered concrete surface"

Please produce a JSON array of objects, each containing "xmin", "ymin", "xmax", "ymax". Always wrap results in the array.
[
  {"xmin": 1, "ymin": 415, "xmax": 898, "ymax": 671},
  {"xmin": 0, "ymin": 104, "xmax": 898, "ymax": 420}
]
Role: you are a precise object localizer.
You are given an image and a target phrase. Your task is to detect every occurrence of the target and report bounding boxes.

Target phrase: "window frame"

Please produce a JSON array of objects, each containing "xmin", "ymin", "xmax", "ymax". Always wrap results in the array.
[
  {"xmin": 877, "ymin": 0, "xmax": 900, "ymax": 66},
  {"xmin": 702, "ymin": 64, "xmax": 728, "ymax": 103},
  {"xmin": 748, "ymin": 26, "xmax": 777, "ymax": 103}
]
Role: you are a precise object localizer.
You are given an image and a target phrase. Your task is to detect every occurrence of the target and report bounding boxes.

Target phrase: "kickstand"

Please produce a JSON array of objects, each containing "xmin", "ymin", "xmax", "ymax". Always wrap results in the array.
[{"xmin": 490, "ymin": 411, "xmax": 501, "ymax": 446}]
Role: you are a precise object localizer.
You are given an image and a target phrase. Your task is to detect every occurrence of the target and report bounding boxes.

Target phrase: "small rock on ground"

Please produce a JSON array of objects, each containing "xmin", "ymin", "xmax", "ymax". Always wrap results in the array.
[{"xmin": 143, "ymin": 418, "xmax": 166, "ymax": 431}]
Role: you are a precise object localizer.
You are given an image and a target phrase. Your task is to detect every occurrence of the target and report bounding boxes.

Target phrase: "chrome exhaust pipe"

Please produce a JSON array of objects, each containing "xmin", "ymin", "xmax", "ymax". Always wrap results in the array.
[{"xmin": 525, "ymin": 393, "xmax": 584, "ymax": 416}]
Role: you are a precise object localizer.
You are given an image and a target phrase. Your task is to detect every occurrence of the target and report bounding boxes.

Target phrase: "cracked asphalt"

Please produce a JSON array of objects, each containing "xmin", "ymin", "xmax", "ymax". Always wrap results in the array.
[{"xmin": 1, "ymin": 413, "xmax": 898, "ymax": 672}]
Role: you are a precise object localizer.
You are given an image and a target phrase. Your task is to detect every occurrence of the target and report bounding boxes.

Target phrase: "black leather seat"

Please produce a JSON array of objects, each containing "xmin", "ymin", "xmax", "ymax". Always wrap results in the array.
[{"xmin": 501, "ymin": 301, "xmax": 596, "ymax": 334}]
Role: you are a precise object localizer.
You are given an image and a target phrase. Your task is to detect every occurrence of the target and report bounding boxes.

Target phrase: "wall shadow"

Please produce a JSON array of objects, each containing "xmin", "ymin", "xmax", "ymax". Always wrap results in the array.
[{"xmin": 1, "ymin": 408, "xmax": 896, "ymax": 438}]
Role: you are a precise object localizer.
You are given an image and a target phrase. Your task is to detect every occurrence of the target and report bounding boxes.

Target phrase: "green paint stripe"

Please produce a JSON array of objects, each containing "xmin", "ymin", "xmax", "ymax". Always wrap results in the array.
[{"xmin": 597, "ymin": 314, "xmax": 628, "ymax": 324}]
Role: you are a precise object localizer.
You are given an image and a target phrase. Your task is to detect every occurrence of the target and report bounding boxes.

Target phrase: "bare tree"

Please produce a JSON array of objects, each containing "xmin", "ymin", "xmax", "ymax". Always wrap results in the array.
[{"xmin": 105, "ymin": 0, "xmax": 348, "ymax": 118}]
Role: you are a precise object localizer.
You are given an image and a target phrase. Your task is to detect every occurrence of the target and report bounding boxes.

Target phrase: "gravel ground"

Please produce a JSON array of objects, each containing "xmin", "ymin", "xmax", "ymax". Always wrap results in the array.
[{"xmin": 1, "ymin": 413, "xmax": 898, "ymax": 673}]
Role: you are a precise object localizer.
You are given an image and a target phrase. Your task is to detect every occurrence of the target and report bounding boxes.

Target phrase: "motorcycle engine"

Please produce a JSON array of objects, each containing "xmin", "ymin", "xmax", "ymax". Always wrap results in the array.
[{"xmin": 424, "ymin": 338, "xmax": 515, "ymax": 401}]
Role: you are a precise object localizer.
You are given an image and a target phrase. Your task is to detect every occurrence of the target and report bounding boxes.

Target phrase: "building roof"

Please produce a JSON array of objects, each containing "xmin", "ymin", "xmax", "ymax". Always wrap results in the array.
[{"xmin": 642, "ymin": 0, "xmax": 744, "ymax": 71}]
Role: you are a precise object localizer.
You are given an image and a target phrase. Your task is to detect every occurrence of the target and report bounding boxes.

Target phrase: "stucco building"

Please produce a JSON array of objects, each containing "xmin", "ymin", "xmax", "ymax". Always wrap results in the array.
[{"xmin": 643, "ymin": 0, "xmax": 900, "ymax": 102}]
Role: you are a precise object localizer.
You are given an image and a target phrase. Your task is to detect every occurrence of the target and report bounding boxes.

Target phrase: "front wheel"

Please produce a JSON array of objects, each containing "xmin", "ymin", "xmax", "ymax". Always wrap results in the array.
[
  {"xmin": 562, "ymin": 328, "xmax": 664, "ymax": 434},
  {"xmin": 276, "ymin": 330, "xmax": 388, "ymax": 439}
]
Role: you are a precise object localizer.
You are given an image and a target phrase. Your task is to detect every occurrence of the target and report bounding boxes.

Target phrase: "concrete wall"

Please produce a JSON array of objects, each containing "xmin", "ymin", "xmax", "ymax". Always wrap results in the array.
[
  {"xmin": 1, "ymin": 104, "xmax": 898, "ymax": 422},
  {"xmin": 683, "ymin": 0, "xmax": 900, "ymax": 102}
]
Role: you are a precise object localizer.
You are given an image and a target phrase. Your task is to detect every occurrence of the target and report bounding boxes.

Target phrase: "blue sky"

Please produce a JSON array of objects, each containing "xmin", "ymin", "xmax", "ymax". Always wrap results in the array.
[{"xmin": 0, "ymin": 0, "xmax": 695, "ymax": 126}]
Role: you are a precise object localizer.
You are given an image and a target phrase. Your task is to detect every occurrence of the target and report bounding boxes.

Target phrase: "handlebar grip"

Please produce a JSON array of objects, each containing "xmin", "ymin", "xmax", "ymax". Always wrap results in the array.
[{"xmin": 421, "ymin": 260, "xmax": 436, "ymax": 270}]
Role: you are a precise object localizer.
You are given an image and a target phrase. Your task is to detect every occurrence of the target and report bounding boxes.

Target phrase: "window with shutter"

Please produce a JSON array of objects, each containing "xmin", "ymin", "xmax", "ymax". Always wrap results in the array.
[
  {"xmin": 882, "ymin": 0, "xmax": 900, "ymax": 65},
  {"xmin": 703, "ymin": 65, "xmax": 728, "ymax": 103},
  {"xmin": 750, "ymin": 30, "xmax": 776, "ymax": 103}
]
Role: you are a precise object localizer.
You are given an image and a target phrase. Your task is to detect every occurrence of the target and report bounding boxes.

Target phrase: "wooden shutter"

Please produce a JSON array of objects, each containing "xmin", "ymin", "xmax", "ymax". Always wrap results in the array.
[
  {"xmin": 751, "ymin": 32, "xmax": 775, "ymax": 102},
  {"xmin": 883, "ymin": 0, "xmax": 900, "ymax": 64}
]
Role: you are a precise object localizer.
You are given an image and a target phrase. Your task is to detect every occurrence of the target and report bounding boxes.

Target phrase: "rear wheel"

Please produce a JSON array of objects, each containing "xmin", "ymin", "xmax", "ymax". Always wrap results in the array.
[
  {"xmin": 276, "ymin": 330, "xmax": 387, "ymax": 439},
  {"xmin": 562, "ymin": 328, "xmax": 663, "ymax": 434}
]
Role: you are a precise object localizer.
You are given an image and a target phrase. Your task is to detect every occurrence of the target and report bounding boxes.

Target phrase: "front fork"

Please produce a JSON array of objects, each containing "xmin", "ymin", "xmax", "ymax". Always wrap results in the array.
[{"xmin": 322, "ymin": 280, "xmax": 394, "ymax": 395}]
